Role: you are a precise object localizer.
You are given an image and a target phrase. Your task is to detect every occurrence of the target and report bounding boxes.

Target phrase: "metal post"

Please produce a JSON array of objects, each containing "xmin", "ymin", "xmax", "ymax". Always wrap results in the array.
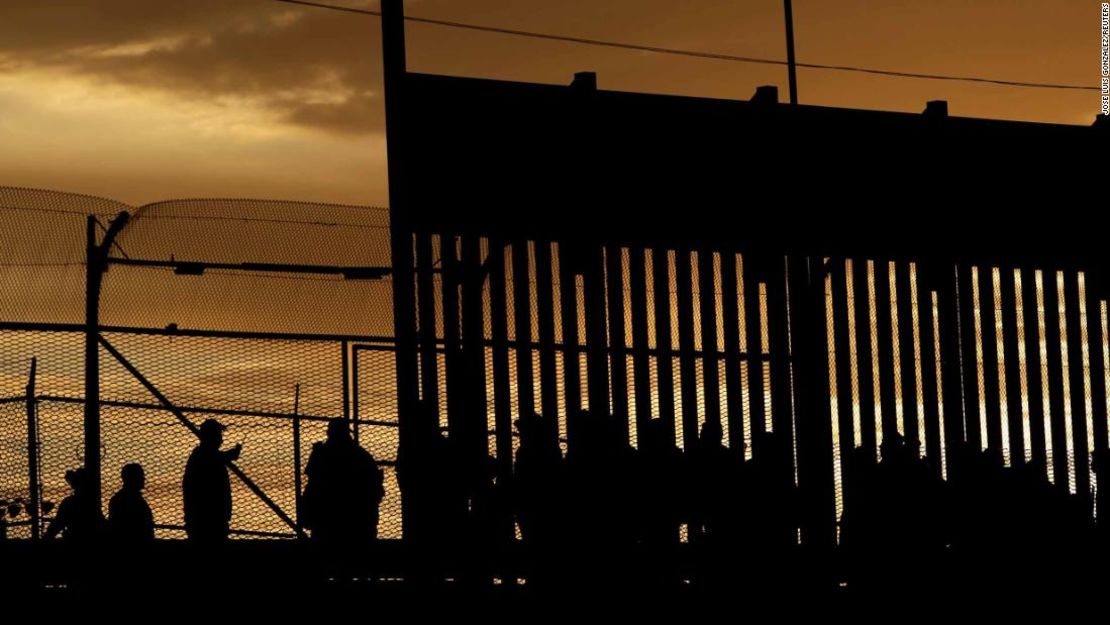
[
  {"xmin": 629, "ymin": 247, "xmax": 653, "ymax": 443},
  {"xmin": 1065, "ymin": 271, "xmax": 1090, "ymax": 497},
  {"xmin": 559, "ymin": 244, "xmax": 583, "ymax": 447},
  {"xmin": 534, "ymin": 241, "xmax": 559, "ymax": 440},
  {"xmin": 352, "ymin": 346, "xmax": 362, "ymax": 443},
  {"xmin": 676, "ymin": 247, "xmax": 699, "ymax": 448},
  {"xmin": 874, "ymin": 259, "xmax": 898, "ymax": 445},
  {"xmin": 1020, "ymin": 267, "xmax": 1047, "ymax": 471},
  {"xmin": 829, "ymin": 260, "xmax": 856, "ymax": 484},
  {"xmin": 381, "ymin": 0, "xmax": 420, "ymax": 515},
  {"xmin": 416, "ymin": 233, "xmax": 441, "ymax": 419},
  {"xmin": 783, "ymin": 0, "xmax": 799, "ymax": 105},
  {"xmin": 765, "ymin": 255, "xmax": 795, "ymax": 443},
  {"xmin": 84, "ymin": 211, "xmax": 129, "ymax": 509},
  {"xmin": 26, "ymin": 357, "xmax": 41, "ymax": 540},
  {"xmin": 919, "ymin": 287, "xmax": 941, "ymax": 473},
  {"xmin": 85, "ymin": 215, "xmax": 102, "ymax": 507},
  {"xmin": 895, "ymin": 262, "xmax": 920, "ymax": 449},
  {"xmin": 1000, "ymin": 267, "xmax": 1025, "ymax": 464},
  {"xmin": 489, "ymin": 240, "xmax": 514, "ymax": 484},
  {"xmin": 957, "ymin": 264, "xmax": 983, "ymax": 452},
  {"xmin": 852, "ymin": 260, "xmax": 878, "ymax": 459},
  {"xmin": 698, "ymin": 249, "xmax": 721, "ymax": 431},
  {"xmin": 979, "ymin": 266, "xmax": 1003, "ymax": 454},
  {"xmin": 653, "ymin": 248, "xmax": 677, "ymax": 443},
  {"xmin": 720, "ymin": 251, "xmax": 744, "ymax": 450},
  {"xmin": 1044, "ymin": 270, "xmax": 1069, "ymax": 488},
  {"xmin": 512, "ymin": 240, "xmax": 536, "ymax": 421},
  {"xmin": 583, "ymin": 245, "xmax": 610, "ymax": 419},
  {"xmin": 937, "ymin": 264, "xmax": 965, "ymax": 476},
  {"xmin": 791, "ymin": 256, "xmax": 835, "ymax": 549},
  {"xmin": 293, "ymin": 384, "xmax": 303, "ymax": 532},
  {"xmin": 606, "ymin": 245, "xmax": 629, "ymax": 437},
  {"xmin": 743, "ymin": 262, "xmax": 767, "ymax": 439},
  {"xmin": 341, "ymin": 340, "xmax": 350, "ymax": 422}
]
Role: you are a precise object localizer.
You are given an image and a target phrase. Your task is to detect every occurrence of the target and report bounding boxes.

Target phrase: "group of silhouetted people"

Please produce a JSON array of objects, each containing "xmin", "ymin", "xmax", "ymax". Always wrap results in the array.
[
  {"xmin": 44, "ymin": 463, "xmax": 153, "ymax": 545},
  {"xmin": 835, "ymin": 433, "xmax": 1110, "ymax": 599},
  {"xmin": 42, "ymin": 416, "xmax": 384, "ymax": 551},
  {"xmin": 33, "ymin": 402, "xmax": 1110, "ymax": 599},
  {"xmin": 393, "ymin": 400, "xmax": 800, "ymax": 593}
]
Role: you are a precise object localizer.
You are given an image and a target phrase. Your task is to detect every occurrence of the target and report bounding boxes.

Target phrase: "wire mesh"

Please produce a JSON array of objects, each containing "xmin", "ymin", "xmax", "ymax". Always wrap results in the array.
[
  {"xmin": 2, "ymin": 186, "xmax": 402, "ymax": 540},
  {"xmin": 7, "ymin": 184, "xmax": 1110, "ymax": 552}
]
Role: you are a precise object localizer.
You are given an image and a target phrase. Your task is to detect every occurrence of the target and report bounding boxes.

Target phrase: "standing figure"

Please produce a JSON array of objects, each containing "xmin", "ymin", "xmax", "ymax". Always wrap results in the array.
[
  {"xmin": 301, "ymin": 418, "xmax": 385, "ymax": 546},
  {"xmin": 45, "ymin": 467, "xmax": 104, "ymax": 543},
  {"xmin": 109, "ymin": 463, "xmax": 154, "ymax": 543},
  {"xmin": 183, "ymin": 419, "xmax": 240, "ymax": 544}
]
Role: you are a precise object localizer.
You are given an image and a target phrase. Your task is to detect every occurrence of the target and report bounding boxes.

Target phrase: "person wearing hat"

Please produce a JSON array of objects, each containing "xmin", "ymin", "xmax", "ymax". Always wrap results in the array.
[
  {"xmin": 182, "ymin": 418, "xmax": 241, "ymax": 544},
  {"xmin": 44, "ymin": 467, "xmax": 104, "ymax": 543}
]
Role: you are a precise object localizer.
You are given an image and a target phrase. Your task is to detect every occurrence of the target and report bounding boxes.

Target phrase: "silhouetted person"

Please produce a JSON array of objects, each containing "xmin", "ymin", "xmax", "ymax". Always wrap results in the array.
[
  {"xmin": 691, "ymin": 420, "xmax": 730, "ymax": 542},
  {"xmin": 44, "ymin": 467, "xmax": 104, "ymax": 543},
  {"xmin": 636, "ymin": 418, "xmax": 684, "ymax": 587},
  {"xmin": 511, "ymin": 412, "xmax": 564, "ymax": 588},
  {"xmin": 690, "ymin": 419, "xmax": 744, "ymax": 590},
  {"xmin": 1093, "ymin": 449, "xmax": 1110, "ymax": 537},
  {"xmin": 302, "ymin": 418, "xmax": 385, "ymax": 545},
  {"xmin": 744, "ymin": 431, "xmax": 797, "ymax": 597},
  {"xmin": 396, "ymin": 400, "xmax": 463, "ymax": 584},
  {"xmin": 108, "ymin": 463, "xmax": 154, "ymax": 543},
  {"xmin": 183, "ymin": 418, "xmax": 240, "ymax": 544}
]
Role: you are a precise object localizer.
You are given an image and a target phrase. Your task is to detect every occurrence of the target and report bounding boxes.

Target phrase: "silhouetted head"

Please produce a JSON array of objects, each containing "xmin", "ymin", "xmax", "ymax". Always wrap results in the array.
[
  {"xmin": 64, "ymin": 468, "xmax": 90, "ymax": 493},
  {"xmin": 326, "ymin": 418, "xmax": 352, "ymax": 442},
  {"xmin": 515, "ymin": 412, "xmax": 541, "ymax": 438},
  {"xmin": 753, "ymin": 431, "xmax": 776, "ymax": 458},
  {"xmin": 644, "ymin": 418, "xmax": 670, "ymax": 451},
  {"xmin": 121, "ymin": 463, "xmax": 145, "ymax": 491},
  {"xmin": 199, "ymin": 418, "xmax": 226, "ymax": 448},
  {"xmin": 879, "ymin": 433, "xmax": 900, "ymax": 455},
  {"xmin": 700, "ymin": 420, "xmax": 723, "ymax": 446}
]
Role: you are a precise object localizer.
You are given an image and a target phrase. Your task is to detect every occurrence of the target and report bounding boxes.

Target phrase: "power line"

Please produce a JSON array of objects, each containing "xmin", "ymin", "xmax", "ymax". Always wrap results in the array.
[
  {"xmin": 272, "ymin": 0, "xmax": 1099, "ymax": 92},
  {"xmin": 1, "ymin": 205, "xmax": 389, "ymax": 228}
]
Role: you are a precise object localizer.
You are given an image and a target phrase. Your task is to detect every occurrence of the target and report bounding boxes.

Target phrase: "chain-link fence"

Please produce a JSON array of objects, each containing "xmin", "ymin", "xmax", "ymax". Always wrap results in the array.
[
  {"xmin": 1, "ymin": 187, "xmax": 401, "ymax": 540},
  {"xmin": 5, "ymin": 185, "xmax": 1110, "ymax": 550}
]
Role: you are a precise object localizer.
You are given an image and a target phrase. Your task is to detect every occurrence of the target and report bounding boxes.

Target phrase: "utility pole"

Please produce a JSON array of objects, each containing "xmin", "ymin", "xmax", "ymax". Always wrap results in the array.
[
  {"xmin": 381, "ymin": 0, "xmax": 421, "ymax": 539},
  {"xmin": 784, "ymin": 0, "xmax": 799, "ymax": 104},
  {"xmin": 84, "ymin": 212, "xmax": 129, "ymax": 509},
  {"xmin": 26, "ymin": 357, "xmax": 40, "ymax": 540}
]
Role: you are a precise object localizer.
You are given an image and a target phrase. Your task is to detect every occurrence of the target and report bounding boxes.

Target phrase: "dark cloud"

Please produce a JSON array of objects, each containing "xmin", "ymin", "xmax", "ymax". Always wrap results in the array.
[{"xmin": 0, "ymin": 0, "xmax": 383, "ymax": 135}]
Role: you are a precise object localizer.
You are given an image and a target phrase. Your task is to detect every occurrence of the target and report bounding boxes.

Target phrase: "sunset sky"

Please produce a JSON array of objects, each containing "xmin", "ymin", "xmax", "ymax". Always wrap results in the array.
[{"xmin": 0, "ymin": 0, "xmax": 1103, "ymax": 207}]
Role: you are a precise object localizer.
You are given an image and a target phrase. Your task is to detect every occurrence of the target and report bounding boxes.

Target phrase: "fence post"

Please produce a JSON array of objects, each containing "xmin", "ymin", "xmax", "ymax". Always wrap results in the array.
[
  {"xmin": 85, "ymin": 212, "xmax": 129, "ymax": 509},
  {"xmin": 26, "ymin": 357, "xmax": 41, "ymax": 540},
  {"xmin": 293, "ymin": 384, "xmax": 303, "ymax": 533},
  {"xmin": 381, "ymin": 0, "xmax": 421, "ymax": 539}
]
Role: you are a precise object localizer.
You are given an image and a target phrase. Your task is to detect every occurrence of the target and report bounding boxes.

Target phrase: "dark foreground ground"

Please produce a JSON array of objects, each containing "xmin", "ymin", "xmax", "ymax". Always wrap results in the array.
[{"xmin": 2, "ymin": 540, "xmax": 1104, "ymax": 618}]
